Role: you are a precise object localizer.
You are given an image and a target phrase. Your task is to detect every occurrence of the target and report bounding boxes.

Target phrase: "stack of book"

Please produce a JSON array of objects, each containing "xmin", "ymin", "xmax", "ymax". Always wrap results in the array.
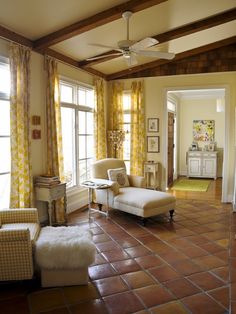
[{"xmin": 34, "ymin": 175, "xmax": 61, "ymax": 188}]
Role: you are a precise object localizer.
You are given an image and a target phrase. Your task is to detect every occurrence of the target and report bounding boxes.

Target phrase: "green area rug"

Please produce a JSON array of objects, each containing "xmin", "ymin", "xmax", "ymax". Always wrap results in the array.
[{"xmin": 171, "ymin": 179, "xmax": 211, "ymax": 192}]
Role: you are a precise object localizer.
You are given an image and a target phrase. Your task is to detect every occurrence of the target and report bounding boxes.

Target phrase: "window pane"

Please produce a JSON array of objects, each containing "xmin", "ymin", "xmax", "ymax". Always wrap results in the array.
[
  {"xmin": 0, "ymin": 100, "xmax": 10, "ymax": 135},
  {"xmin": 86, "ymin": 158, "xmax": 93, "ymax": 180},
  {"xmin": 78, "ymin": 88, "xmax": 86, "ymax": 106},
  {"xmin": 0, "ymin": 173, "xmax": 10, "ymax": 209},
  {"xmin": 86, "ymin": 112, "xmax": 94, "ymax": 134},
  {"xmin": 79, "ymin": 135, "xmax": 86, "ymax": 159},
  {"xmin": 124, "ymin": 113, "xmax": 131, "ymax": 123},
  {"xmin": 123, "ymin": 93, "xmax": 131, "ymax": 110},
  {"xmin": 87, "ymin": 136, "xmax": 94, "ymax": 158},
  {"xmin": 86, "ymin": 89, "xmax": 94, "ymax": 108},
  {"xmin": 123, "ymin": 124, "xmax": 130, "ymax": 133},
  {"xmin": 0, "ymin": 138, "xmax": 10, "ymax": 173},
  {"xmin": 79, "ymin": 160, "xmax": 87, "ymax": 183},
  {"xmin": 61, "ymin": 107, "xmax": 76, "ymax": 187},
  {"xmin": 60, "ymin": 84, "xmax": 73, "ymax": 103},
  {"xmin": 79, "ymin": 111, "xmax": 86, "ymax": 134},
  {"xmin": 124, "ymin": 161, "xmax": 130, "ymax": 175},
  {"xmin": 0, "ymin": 63, "xmax": 10, "ymax": 95},
  {"xmin": 123, "ymin": 133, "xmax": 130, "ymax": 160}
]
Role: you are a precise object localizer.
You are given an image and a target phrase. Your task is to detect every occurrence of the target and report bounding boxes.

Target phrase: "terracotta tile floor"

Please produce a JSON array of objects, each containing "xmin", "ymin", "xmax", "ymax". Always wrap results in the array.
[{"xmin": 0, "ymin": 198, "xmax": 234, "ymax": 313}]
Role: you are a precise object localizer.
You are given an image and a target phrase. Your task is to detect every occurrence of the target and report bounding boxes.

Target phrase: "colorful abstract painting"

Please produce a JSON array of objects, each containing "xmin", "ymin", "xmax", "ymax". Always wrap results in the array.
[{"xmin": 193, "ymin": 120, "xmax": 215, "ymax": 142}]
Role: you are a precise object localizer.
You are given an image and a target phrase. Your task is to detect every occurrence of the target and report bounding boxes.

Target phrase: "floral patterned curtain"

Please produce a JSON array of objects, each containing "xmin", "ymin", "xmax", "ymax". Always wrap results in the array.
[
  {"xmin": 45, "ymin": 57, "xmax": 65, "ymax": 224},
  {"xmin": 130, "ymin": 80, "xmax": 145, "ymax": 176},
  {"xmin": 110, "ymin": 82, "xmax": 124, "ymax": 158},
  {"xmin": 94, "ymin": 79, "xmax": 107, "ymax": 160},
  {"xmin": 9, "ymin": 43, "xmax": 33, "ymax": 208}
]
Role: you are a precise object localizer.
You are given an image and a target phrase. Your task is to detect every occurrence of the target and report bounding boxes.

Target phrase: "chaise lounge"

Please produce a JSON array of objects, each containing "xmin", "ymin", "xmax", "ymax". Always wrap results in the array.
[{"xmin": 91, "ymin": 158, "xmax": 176, "ymax": 224}]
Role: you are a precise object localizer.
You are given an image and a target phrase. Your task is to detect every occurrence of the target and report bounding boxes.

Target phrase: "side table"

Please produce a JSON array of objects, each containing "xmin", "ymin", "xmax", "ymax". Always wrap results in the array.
[
  {"xmin": 35, "ymin": 183, "xmax": 67, "ymax": 226},
  {"xmin": 81, "ymin": 180, "xmax": 111, "ymax": 220},
  {"xmin": 144, "ymin": 162, "xmax": 160, "ymax": 190}
]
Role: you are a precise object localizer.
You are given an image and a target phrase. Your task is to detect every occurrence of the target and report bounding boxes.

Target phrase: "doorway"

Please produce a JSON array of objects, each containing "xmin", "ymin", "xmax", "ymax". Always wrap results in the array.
[{"xmin": 164, "ymin": 87, "xmax": 228, "ymax": 202}]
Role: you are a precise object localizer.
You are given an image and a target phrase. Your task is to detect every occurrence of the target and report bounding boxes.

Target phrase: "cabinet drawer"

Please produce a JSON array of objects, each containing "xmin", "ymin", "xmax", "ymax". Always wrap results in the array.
[
  {"xmin": 203, "ymin": 153, "xmax": 216, "ymax": 158},
  {"xmin": 188, "ymin": 152, "xmax": 201, "ymax": 157},
  {"xmin": 50, "ymin": 185, "xmax": 66, "ymax": 199},
  {"xmin": 145, "ymin": 164, "xmax": 157, "ymax": 172}
]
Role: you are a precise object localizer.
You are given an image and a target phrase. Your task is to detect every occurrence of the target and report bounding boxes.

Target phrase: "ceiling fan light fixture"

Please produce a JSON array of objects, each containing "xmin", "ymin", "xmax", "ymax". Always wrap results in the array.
[{"xmin": 123, "ymin": 51, "xmax": 131, "ymax": 59}]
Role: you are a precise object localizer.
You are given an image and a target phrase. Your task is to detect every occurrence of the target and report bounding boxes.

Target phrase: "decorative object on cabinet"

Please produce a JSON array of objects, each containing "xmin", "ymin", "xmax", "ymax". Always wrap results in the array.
[
  {"xmin": 147, "ymin": 118, "xmax": 159, "ymax": 132},
  {"xmin": 147, "ymin": 136, "xmax": 160, "ymax": 153},
  {"xmin": 187, "ymin": 151, "xmax": 217, "ymax": 179},
  {"xmin": 208, "ymin": 143, "xmax": 215, "ymax": 152},
  {"xmin": 193, "ymin": 120, "xmax": 215, "ymax": 142},
  {"xmin": 191, "ymin": 142, "xmax": 198, "ymax": 151},
  {"xmin": 144, "ymin": 161, "xmax": 160, "ymax": 190}
]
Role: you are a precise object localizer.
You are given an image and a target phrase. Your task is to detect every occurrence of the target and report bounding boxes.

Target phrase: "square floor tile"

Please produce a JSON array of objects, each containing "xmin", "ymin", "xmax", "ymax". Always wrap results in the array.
[
  {"xmin": 151, "ymin": 301, "xmax": 190, "ymax": 314},
  {"xmin": 103, "ymin": 291, "xmax": 144, "ymax": 314},
  {"xmin": 164, "ymin": 278, "xmax": 201, "ymax": 299},
  {"xmin": 192, "ymin": 255, "xmax": 226, "ymax": 270},
  {"xmin": 69, "ymin": 299, "xmax": 108, "ymax": 314},
  {"xmin": 208, "ymin": 286, "xmax": 229, "ymax": 309},
  {"xmin": 135, "ymin": 284, "xmax": 174, "ymax": 307},
  {"xmin": 122, "ymin": 270, "xmax": 156, "ymax": 289},
  {"xmin": 148, "ymin": 265, "xmax": 181, "ymax": 283},
  {"xmin": 93, "ymin": 276, "xmax": 128, "ymax": 296},
  {"xmin": 102, "ymin": 249, "xmax": 130, "ymax": 262},
  {"xmin": 182, "ymin": 293, "xmax": 226, "ymax": 314},
  {"xmin": 187, "ymin": 271, "xmax": 225, "ymax": 291},
  {"xmin": 111, "ymin": 259, "xmax": 141, "ymax": 274},
  {"xmin": 63, "ymin": 283, "xmax": 99, "ymax": 304},
  {"xmin": 0, "ymin": 296, "xmax": 29, "ymax": 314},
  {"xmin": 135, "ymin": 255, "xmax": 163, "ymax": 269},
  {"xmin": 125, "ymin": 245, "xmax": 152, "ymax": 258},
  {"xmin": 171, "ymin": 259, "xmax": 203, "ymax": 276},
  {"xmin": 89, "ymin": 264, "xmax": 116, "ymax": 280}
]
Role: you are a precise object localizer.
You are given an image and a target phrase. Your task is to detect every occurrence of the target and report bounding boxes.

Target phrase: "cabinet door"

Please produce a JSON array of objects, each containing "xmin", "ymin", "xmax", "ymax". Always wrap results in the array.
[
  {"xmin": 188, "ymin": 158, "xmax": 201, "ymax": 176},
  {"xmin": 202, "ymin": 158, "xmax": 216, "ymax": 178}
]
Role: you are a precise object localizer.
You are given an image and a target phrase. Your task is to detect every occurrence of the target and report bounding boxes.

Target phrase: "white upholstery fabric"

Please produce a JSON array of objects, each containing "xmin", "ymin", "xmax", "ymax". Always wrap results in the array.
[{"xmin": 91, "ymin": 158, "xmax": 176, "ymax": 219}]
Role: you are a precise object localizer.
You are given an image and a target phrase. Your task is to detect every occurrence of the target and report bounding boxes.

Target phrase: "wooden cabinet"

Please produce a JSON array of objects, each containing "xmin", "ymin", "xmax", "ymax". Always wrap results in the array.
[{"xmin": 187, "ymin": 151, "xmax": 217, "ymax": 179}]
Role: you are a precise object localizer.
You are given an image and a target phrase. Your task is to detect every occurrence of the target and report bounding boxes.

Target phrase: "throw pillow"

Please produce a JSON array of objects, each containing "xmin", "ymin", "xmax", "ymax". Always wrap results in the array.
[{"xmin": 107, "ymin": 168, "xmax": 130, "ymax": 187}]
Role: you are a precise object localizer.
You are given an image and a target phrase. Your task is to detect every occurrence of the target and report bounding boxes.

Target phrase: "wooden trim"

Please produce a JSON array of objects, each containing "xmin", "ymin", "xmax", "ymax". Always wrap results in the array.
[
  {"xmin": 33, "ymin": 0, "xmax": 167, "ymax": 50},
  {"xmin": 107, "ymin": 36, "xmax": 236, "ymax": 80},
  {"xmin": 80, "ymin": 7, "xmax": 236, "ymax": 68},
  {"xmin": 0, "ymin": 25, "xmax": 33, "ymax": 48}
]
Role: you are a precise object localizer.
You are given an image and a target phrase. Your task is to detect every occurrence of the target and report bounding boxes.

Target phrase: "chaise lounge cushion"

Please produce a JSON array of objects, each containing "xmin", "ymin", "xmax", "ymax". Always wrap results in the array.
[{"xmin": 114, "ymin": 187, "xmax": 176, "ymax": 218}]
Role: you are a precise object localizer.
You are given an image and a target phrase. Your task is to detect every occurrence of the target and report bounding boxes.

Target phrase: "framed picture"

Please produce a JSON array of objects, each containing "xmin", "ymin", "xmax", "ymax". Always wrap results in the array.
[
  {"xmin": 148, "ymin": 118, "xmax": 159, "ymax": 132},
  {"xmin": 147, "ymin": 136, "xmax": 160, "ymax": 153}
]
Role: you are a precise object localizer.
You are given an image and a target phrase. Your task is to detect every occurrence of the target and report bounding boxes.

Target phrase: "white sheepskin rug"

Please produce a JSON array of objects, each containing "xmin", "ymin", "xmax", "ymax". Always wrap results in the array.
[{"xmin": 35, "ymin": 226, "xmax": 96, "ymax": 269}]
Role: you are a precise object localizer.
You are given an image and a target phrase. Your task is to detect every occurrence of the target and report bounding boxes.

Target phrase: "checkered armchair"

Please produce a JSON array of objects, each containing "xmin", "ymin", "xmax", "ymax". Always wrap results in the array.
[{"xmin": 0, "ymin": 208, "xmax": 41, "ymax": 281}]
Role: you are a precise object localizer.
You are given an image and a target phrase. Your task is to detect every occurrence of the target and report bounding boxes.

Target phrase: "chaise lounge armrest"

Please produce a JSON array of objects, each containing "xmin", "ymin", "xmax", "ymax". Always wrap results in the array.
[
  {"xmin": 0, "ymin": 229, "xmax": 31, "ymax": 242},
  {"xmin": 0, "ymin": 208, "xmax": 39, "ymax": 224},
  {"xmin": 128, "ymin": 175, "xmax": 146, "ymax": 188}
]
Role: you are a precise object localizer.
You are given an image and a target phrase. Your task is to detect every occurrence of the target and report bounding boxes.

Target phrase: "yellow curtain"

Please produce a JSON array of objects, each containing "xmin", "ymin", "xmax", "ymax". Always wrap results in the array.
[
  {"xmin": 130, "ymin": 81, "xmax": 145, "ymax": 175},
  {"xmin": 94, "ymin": 79, "xmax": 107, "ymax": 160},
  {"xmin": 9, "ymin": 43, "xmax": 33, "ymax": 208},
  {"xmin": 45, "ymin": 57, "xmax": 65, "ymax": 224},
  {"xmin": 110, "ymin": 82, "xmax": 124, "ymax": 158}
]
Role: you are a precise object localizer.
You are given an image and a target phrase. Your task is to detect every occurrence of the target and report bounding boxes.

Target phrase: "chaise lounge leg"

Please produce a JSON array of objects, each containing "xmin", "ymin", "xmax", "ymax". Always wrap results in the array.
[
  {"xmin": 98, "ymin": 204, "xmax": 103, "ymax": 211},
  {"xmin": 141, "ymin": 218, "xmax": 147, "ymax": 226},
  {"xmin": 169, "ymin": 209, "xmax": 174, "ymax": 220}
]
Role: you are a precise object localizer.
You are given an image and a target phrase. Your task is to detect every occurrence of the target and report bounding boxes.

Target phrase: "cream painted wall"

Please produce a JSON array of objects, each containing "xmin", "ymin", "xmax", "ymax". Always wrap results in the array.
[
  {"xmin": 115, "ymin": 72, "xmax": 236, "ymax": 200},
  {"xmin": 179, "ymin": 98, "xmax": 225, "ymax": 175}
]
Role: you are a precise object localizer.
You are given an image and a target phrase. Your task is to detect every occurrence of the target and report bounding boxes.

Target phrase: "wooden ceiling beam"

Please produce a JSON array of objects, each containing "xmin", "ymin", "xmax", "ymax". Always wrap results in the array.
[
  {"xmin": 79, "ymin": 7, "xmax": 236, "ymax": 68},
  {"xmin": 0, "ymin": 25, "xmax": 33, "ymax": 48},
  {"xmin": 107, "ymin": 36, "xmax": 236, "ymax": 80},
  {"xmin": 45, "ymin": 48, "xmax": 107, "ymax": 78},
  {"xmin": 33, "ymin": 0, "xmax": 167, "ymax": 51}
]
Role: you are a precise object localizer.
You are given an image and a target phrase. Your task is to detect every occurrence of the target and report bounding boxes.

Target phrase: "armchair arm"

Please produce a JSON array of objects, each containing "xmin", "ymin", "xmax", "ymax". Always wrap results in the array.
[
  {"xmin": 0, "ymin": 229, "xmax": 33, "ymax": 281},
  {"xmin": 0, "ymin": 208, "xmax": 39, "ymax": 224},
  {"xmin": 128, "ymin": 175, "xmax": 146, "ymax": 188}
]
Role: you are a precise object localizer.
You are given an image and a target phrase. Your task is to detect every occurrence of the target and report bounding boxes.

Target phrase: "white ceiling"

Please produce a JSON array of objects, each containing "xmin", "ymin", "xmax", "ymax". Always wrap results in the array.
[{"xmin": 0, "ymin": 0, "xmax": 235, "ymax": 76}]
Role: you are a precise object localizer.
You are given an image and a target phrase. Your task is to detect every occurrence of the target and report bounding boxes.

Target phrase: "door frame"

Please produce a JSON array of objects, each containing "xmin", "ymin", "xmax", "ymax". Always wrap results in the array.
[{"xmin": 162, "ymin": 85, "xmax": 229, "ymax": 202}]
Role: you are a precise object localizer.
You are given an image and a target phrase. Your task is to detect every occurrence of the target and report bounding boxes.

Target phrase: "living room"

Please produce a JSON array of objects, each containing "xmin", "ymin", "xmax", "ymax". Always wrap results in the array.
[{"xmin": 0, "ymin": 0, "xmax": 236, "ymax": 313}]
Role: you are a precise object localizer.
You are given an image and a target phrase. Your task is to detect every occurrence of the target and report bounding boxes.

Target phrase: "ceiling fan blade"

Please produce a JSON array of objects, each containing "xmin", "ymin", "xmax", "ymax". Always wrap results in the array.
[
  {"xmin": 86, "ymin": 52, "xmax": 122, "ymax": 61},
  {"xmin": 130, "ymin": 37, "xmax": 159, "ymax": 50},
  {"xmin": 133, "ymin": 49, "xmax": 175, "ymax": 60},
  {"xmin": 88, "ymin": 43, "xmax": 122, "ymax": 52}
]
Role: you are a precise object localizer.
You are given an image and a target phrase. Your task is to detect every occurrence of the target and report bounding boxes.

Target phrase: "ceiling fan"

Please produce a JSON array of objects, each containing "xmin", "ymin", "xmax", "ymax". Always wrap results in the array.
[{"xmin": 87, "ymin": 11, "xmax": 175, "ymax": 66}]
